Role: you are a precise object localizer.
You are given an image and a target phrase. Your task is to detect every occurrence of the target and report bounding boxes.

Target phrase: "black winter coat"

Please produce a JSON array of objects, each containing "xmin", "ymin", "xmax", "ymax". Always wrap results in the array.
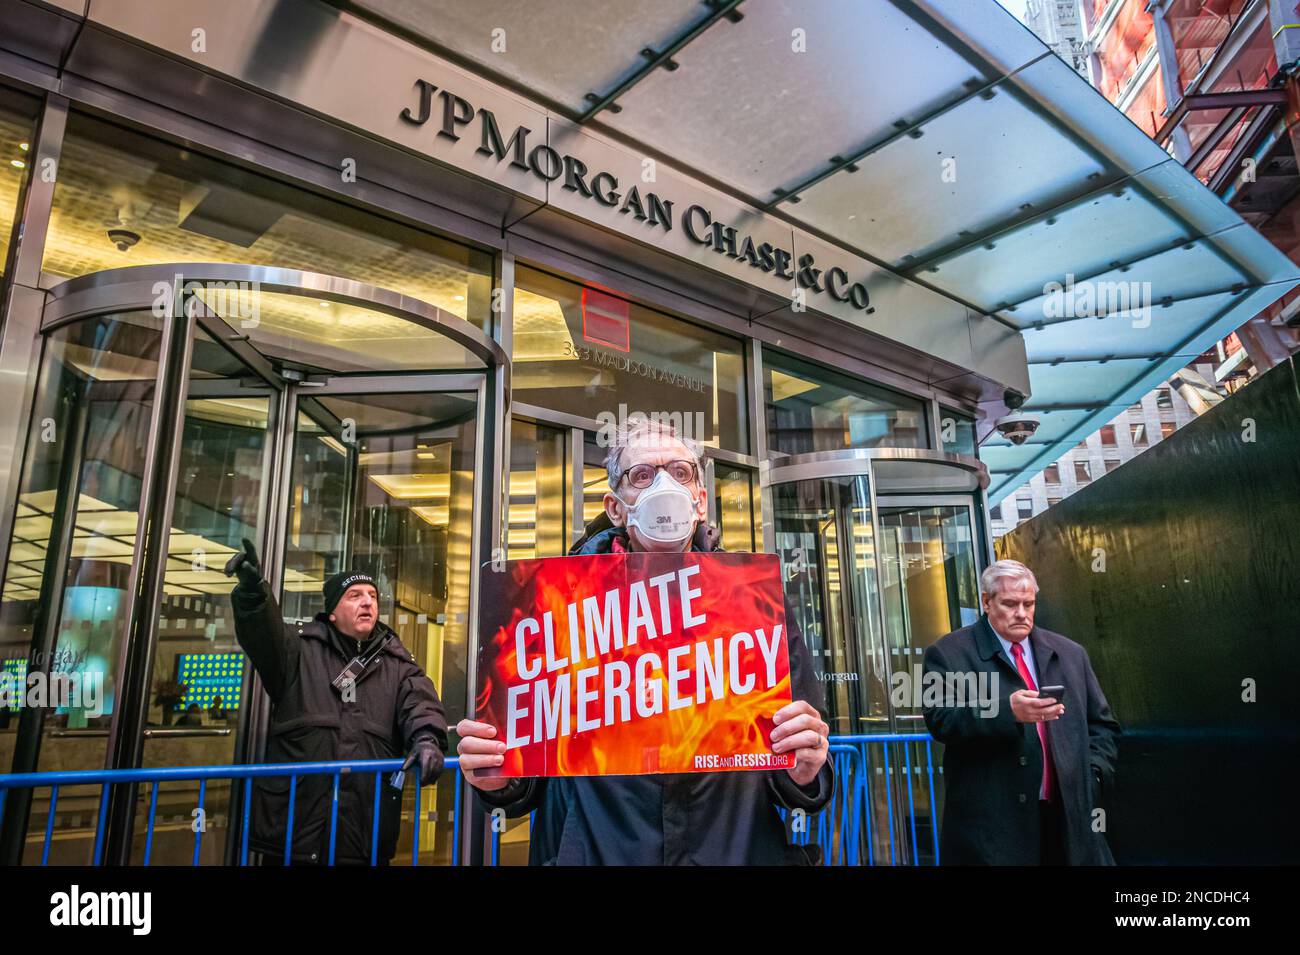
[
  {"xmin": 922, "ymin": 616, "xmax": 1121, "ymax": 865},
  {"xmin": 474, "ymin": 514, "xmax": 835, "ymax": 865},
  {"xmin": 232, "ymin": 582, "xmax": 448, "ymax": 864}
]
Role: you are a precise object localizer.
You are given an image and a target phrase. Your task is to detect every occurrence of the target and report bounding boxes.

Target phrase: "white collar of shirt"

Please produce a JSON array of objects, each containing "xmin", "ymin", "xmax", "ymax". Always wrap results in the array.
[{"xmin": 990, "ymin": 621, "xmax": 1037, "ymax": 683}]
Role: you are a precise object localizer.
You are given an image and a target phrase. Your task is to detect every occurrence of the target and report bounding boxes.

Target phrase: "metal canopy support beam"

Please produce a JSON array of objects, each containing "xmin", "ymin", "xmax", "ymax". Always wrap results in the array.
[
  {"xmin": 904, "ymin": 171, "xmax": 1149, "ymax": 282},
  {"xmin": 1151, "ymin": 0, "xmax": 1193, "ymax": 163},
  {"xmin": 763, "ymin": 53, "xmax": 1051, "ymax": 210},
  {"xmin": 1153, "ymin": 88, "xmax": 1289, "ymax": 145},
  {"xmin": 994, "ymin": 287, "xmax": 1256, "ymax": 488},
  {"xmin": 1208, "ymin": 104, "xmax": 1286, "ymax": 193},
  {"xmin": 1026, "ymin": 356, "xmax": 1166, "ymax": 365},
  {"xmin": 577, "ymin": 0, "xmax": 745, "ymax": 123},
  {"xmin": 1186, "ymin": 105, "xmax": 1253, "ymax": 174}
]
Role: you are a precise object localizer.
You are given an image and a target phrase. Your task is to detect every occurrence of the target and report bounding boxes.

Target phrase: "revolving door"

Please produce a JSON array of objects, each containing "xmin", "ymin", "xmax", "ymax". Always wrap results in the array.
[
  {"xmin": 0, "ymin": 264, "xmax": 506, "ymax": 864},
  {"xmin": 767, "ymin": 448, "xmax": 989, "ymax": 864}
]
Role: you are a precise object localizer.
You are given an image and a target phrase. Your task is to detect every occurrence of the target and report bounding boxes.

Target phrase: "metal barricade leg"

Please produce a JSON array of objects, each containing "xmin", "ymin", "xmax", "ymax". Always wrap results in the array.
[
  {"xmin": 193, "ymin": 779, "xmax": 207, "ymax": 866},
  {"xmin": 144, "ymin": 782, "xmax": 159, "ymax": 865},
  {"xmin": 41, "ymin": 785, "xmax": 58, "ymax": 866},
  {"xmin": 283, "ymin": 775, "xmax": 298, "ymax": 866}
]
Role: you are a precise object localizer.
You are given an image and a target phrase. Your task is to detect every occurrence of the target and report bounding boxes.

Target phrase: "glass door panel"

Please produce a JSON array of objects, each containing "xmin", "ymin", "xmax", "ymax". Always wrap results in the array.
[
  {"xmin": 877, "ymin": 502, "xmax": 980, "ymax": 716},
  {"xmin": 772, "ymin": 473, "xmax": 902, "ymax": 864},
  {"xmin": 132, "ymin": 325, "xmax": 279, "ymax": 864},
  {"xmin": 1, "ymin": 311, "xmax": 163, "ymax": 863},
  {"xmin": 506, "ymin": 420, "xmax": 567, "ymax": 561},
  {"xmin": 771, "ymin": 474, "xmax": 980, "ymax": 865},
  {"xmin": 280, "ymin": 389, "xmax": 478, "ymax": 866},
  {"xmin": 875, "ymin": 499, "xmax": 979, "ymax": 866},
  {"xmin": 771, "ymin": 475, "xmax": 890, "ymax": 734}
]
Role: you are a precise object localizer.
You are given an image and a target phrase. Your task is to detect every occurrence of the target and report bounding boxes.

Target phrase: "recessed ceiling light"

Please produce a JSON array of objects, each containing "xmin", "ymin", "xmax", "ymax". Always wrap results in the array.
[
  {"xmin": 10, "ymin": 159, "xmax": 24, "ymax": 168},
  {"xmin": 18, "ymin": 142, "xmax": 28, "ymax": 151},
  {"xmin": 453, "ymin": 294, "xmax": 465, "ymax": 301},
  {"xmin": 319, "ymin": 301, "xmax": 331, "ymax": 307}
]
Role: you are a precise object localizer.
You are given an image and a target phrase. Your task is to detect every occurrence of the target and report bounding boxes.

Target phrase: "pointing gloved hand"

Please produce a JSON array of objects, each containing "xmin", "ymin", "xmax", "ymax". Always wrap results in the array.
[
  {"xmin": 223, "ymin": 537, "xmax": 263, "ymax": 592},
  {"xmin": 401, "ymin": 737, "xmax": 446, "ymax": 784}
]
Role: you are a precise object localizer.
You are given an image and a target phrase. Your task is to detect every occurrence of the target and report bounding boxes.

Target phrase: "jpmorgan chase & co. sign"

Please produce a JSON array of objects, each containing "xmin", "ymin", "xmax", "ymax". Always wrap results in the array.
[{"xmin": 400, "ymin": 79, "xmax": 874, "ymax": 314}]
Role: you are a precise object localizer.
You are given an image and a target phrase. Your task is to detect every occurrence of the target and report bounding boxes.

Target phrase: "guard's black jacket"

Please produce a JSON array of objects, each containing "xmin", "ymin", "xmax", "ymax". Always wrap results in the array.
[
  {"xmin": 231, "ymin": 582, "xmax": 448, "ymax": 864},
  {"xmin": 474, "ymin": 514, "xmax": 835, "ymax": 865}
]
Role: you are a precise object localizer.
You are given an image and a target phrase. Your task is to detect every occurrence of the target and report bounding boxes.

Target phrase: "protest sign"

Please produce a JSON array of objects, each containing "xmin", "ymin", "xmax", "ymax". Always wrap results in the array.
[{"xmin": 475, "ymin": 552, "xmax": 794, "ymax": 776}]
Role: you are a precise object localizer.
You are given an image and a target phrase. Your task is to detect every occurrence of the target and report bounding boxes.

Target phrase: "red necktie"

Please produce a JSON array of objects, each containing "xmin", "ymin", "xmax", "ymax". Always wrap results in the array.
[{"xmin": 1010, "ymin": 641, "xmax": 1055, "ymax": 801}]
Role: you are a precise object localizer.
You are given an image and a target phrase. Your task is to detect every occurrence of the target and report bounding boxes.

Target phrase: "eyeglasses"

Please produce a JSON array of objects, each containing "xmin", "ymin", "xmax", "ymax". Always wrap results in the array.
[{"xmin": 620, "ymin": 459, "xmax": 698, "ymax": 489}]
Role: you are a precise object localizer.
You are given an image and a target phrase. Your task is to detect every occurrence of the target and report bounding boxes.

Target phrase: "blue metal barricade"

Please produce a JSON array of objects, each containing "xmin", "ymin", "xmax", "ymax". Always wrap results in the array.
[
  {"xmin": 773, "ymin": 733, "xmax": 939, "ymax": 866},
  {"xmin": 0, "ymin": 757, "xmax": 482, "ymax": 866},
  {"xmin": 0, "ymin": 735, "xmax": 938, "ymax": 866}
]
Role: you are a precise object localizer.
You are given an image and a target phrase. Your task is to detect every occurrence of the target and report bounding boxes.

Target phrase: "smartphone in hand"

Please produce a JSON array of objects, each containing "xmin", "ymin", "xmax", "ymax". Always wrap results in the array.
[{"xmin": 1039, "ymin": 684, "xmax": 1066, "ymax": 705}]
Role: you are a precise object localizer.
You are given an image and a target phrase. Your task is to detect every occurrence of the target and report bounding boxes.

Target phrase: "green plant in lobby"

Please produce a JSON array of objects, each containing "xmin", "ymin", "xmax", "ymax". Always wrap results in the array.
[{"xmin": 152, "ymin": 678, "xmax": 188, "ymax": 726}]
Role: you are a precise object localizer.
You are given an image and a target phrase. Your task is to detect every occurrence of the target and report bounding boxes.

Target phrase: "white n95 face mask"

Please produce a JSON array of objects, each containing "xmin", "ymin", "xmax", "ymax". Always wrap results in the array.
[{"xmin": 617, "ymin": 469, "xmax": 699, "ymax": 544}]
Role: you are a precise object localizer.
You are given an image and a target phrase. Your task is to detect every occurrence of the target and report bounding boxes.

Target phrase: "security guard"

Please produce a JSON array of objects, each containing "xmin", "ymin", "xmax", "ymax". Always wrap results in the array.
[{"xmin": 227, "ymin": 540, "xmax": 447, "ymax": 864}]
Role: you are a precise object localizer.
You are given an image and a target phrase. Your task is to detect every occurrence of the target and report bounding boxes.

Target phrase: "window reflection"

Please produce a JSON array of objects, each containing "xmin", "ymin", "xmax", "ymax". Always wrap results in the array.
[
  {"xmin": 764, "ymin": 350, "xmax": 928, "ymax": 454},
  {"xmin": 511, "ymin": 267, "xmax": 748, "ymax": 453},
  {"xmin": 507, "ymin": 420, "xmax": 568, "ymax": 560},
  {"xmin": 41, "ymin": 113, "xmax": 494, "ymax": 330},
  {"xmin": 0, "ymin": 88, "xmax": 40, "ymax": 284},
  {"xmin": 579, "ymin": 435, "xmax": 608, "ymax": 538},
  {"xmin": 939, "ymin": 407, "xmax": 976, "ymax": 456},
  {"xmin": 190, "ymin": 288, "xmax": 483, "ymax": 374},
  {"xmin": 714, "ymin": 466, "xmax": 756, "ymax": 552}
]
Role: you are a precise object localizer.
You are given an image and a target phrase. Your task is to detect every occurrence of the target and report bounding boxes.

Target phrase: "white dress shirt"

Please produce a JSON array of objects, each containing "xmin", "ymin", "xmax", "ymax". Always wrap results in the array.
[
  {"xmin": 990, "ymin": 621, "xmax": 1052, "ymax": 800},
  {"xmin": 991, "ymin": 623, "xmax": 1039, "ymax": 688}
]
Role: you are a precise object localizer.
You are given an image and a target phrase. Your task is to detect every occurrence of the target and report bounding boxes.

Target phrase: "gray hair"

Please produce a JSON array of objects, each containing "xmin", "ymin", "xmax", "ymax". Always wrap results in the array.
[
  {"xmin": 980, "ymin": 559, "xmax": 1039, "ymax": 597},
  {"xmin": 603, "ymin": 414, "xmax": 704, "ymax": 490}
]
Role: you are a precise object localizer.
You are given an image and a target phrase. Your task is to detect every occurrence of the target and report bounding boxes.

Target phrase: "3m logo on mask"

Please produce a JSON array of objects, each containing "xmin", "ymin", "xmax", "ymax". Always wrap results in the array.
[{"xmin": 618, "ymin": 470, "xmax": 698, "ymax": 545}]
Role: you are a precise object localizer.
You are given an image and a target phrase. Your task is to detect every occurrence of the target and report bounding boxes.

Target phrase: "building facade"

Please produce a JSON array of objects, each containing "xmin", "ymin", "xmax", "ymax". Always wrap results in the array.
[
  {"xmin": 1023, "ymin": 0, "xmax": 1091, "ymax": 77},
  {"xmin": 0, "ymin": 0, "xmax": 1293, "ymax": 868},
  {"xmin": 0, "ymin": 0, "xmax": 1017, "ymax": 865}
]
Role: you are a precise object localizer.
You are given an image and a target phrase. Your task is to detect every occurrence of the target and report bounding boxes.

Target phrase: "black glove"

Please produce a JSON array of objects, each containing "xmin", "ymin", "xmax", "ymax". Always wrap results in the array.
[
  {"xmin": 223, "ymin": 537, "xmax": 263, "ymax": 591},
  {"xmin": 402, "ymin": 738, "xmax": 445, "ymax": 784}
]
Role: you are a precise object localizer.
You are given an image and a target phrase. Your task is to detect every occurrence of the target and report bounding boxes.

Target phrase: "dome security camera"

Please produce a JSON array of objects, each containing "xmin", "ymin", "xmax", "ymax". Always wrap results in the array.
[
  {"xmin": 107, "ymin": 228, "xmax": 140, "ymax": 252},
  {"xmin": 993, "ymin": 388, "xmax": 1040, "ymax": 445},
  {"xmin": 994, "ymin": 411, "xmax": 1041, "ymax": 445}
]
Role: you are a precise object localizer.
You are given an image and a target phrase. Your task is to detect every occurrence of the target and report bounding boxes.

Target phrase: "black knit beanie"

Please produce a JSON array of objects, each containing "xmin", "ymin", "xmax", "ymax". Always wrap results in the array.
[{"xmin": 323, "ymin": 570, "xmax": 377, "ymax": 613}]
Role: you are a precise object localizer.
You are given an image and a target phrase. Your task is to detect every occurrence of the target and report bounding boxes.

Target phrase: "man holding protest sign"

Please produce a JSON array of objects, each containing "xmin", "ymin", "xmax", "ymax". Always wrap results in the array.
[{"xmin": 458, "ymin": 418, "xmax": 833, "ymax": 865}]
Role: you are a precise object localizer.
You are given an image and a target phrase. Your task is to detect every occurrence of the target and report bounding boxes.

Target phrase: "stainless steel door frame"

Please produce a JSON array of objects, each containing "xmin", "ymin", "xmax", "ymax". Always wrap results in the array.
[
  {"xmin": 102, "ymin": 277, "xmax": 200, "ymax": 864},
  {"xmin": 38, "ymin": 265, "xmax": 509, "ymax": 373}
]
